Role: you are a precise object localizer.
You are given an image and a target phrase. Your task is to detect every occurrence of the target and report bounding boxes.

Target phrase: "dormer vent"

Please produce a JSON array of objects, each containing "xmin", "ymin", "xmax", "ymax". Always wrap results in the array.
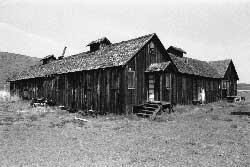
[
  {"xmin": 167, "ymin": 46, "xmax": 186, "ymax": 58},
  {"xmin": 41, "ymin": 54, "xmax": 56, "ymax": 65},
  {"xmin": 87, "ymin": 37, "xmax": 111, "ymax": 52}
]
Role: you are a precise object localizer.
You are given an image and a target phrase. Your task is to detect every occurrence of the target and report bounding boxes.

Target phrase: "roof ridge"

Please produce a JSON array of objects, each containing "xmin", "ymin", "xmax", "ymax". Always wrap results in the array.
[
  {"xmin": 182, "ymin": 57, "xmax": 222, "ymax": 75},
  {"xmin": 208, "ymin": 59, "xmax": 232, "ymax": 63},
  {"xmin": 57, "ymin": 33, "xmax": 156, "ymax": 61},
  {"xmin": 170, "ymin": 53, "xmax": 222, "ymax": 78},
  {"xmin": 108, "ymin": 33, "xmax": 155, "ymax": 46},
  {"xmin": 8, "ymin": 33, "xmax": 156, "ymax": 81}
]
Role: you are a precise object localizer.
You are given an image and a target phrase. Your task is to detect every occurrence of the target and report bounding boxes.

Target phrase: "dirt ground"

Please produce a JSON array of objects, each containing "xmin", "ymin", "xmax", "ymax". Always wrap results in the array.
[{"xmin": 0, "ymin": 93, "xmax": 250, "ymax": 167}]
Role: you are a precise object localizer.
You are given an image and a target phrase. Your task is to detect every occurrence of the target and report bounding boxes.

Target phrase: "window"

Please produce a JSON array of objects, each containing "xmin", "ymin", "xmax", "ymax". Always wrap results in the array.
[
  {"xmin": 149, "ymin": 42, "xmax": 155, "ymax": 55},
  {"xmin": 222, "ymin": 80, "xmax": 227, "ymax": 89},
  {"xmin": 128, "ymin": 70, "xmax": 135, "ymax": 89},
  {"xmin": 166, "ymin": 73, "xmax": 170, "ymax": 88}
]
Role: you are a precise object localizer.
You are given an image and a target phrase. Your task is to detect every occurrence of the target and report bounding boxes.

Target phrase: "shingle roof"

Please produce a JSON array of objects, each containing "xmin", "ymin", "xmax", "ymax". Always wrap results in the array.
[
  {"xmin": 169, "ymin": 53, "xmax": 222, "ymax": 78},
  {"xmin": 169, "ymin": 53, "xmax": 196, "ymax": 75},
  {"xmin": 8, "ymin": 33, "xmax": 155, "ymax": 81},
  {"xmin": 145, "ymin": 62, "xmax": 171, "ymax": 72},
  {"xmin": 208, "ymin": 59, "xmax": 232, "ymax": 78}
]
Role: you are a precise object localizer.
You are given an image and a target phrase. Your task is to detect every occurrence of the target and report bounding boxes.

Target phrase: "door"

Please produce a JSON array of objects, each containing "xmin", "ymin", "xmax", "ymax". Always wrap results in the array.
[
  {"xmin": 147, "ymin": 73, "xmax": 162, "ymax": 101},
  {"xmin": 148, "ymin": 74, "xmax": 154, "ymax": 101},
  {"xmin": 222, "ymin": 80, "xmax": 229, "ymax": 98}
]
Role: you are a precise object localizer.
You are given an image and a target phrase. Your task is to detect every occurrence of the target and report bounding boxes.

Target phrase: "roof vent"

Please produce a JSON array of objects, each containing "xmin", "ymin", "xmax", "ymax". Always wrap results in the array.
[
  {"xmin": 87, "ymin": 37, "xmax": 111, "ymax": 52},
  {"xmin": 167, "ymin": 46, "xmax": 186, "ymax": 58},
  {"xmin": 41, "ymin": 54, "xmax": 56, "ymax": 65}
]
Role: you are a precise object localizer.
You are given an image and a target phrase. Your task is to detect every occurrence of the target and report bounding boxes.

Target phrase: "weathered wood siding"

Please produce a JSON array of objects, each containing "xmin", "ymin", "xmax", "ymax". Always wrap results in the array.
[
  {"xmin": 125, "ymin": 37, "xmax": 170, "ymax": 112},
  {"xmin": 10, "ymin": 68, "xmax": 124, "ymax": 114},
  {"xmin": 9, "ymin": 35, "xmax": 237, "ymax": 113},
  {"xmin": 224, "ymin": 62, "xmax": 238, "ymax": 96},
  {"xmin": 171, "ymin": 73, "xmax": 221, "ymax": 105}
]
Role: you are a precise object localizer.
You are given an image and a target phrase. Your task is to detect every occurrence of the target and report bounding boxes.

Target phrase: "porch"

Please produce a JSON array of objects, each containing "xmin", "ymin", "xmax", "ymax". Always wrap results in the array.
[{"xmin": 145, "ymin": 62, "xmax": 173, "ymax": 103}]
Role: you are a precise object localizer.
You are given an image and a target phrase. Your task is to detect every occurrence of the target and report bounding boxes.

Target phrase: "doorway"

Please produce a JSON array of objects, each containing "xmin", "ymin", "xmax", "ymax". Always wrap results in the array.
[
  {"xmin": 147, "ymin": 73, "xmax": 161, "ymax": 101},
  {"xmin": 148, "ymin": 74, "xmax": 154, "ymax": 101}
]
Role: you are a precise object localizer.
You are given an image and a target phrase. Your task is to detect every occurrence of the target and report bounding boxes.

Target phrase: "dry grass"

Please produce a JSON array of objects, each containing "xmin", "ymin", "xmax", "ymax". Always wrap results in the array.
[{"xmin": 0, "ymin": 96, "xmax": 250, "ymax": 166}]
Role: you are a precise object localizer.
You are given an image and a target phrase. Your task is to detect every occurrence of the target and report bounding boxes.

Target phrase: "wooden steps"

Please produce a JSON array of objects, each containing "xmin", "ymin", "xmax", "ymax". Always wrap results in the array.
[
  {"xmin": 133, "ymin": 101, "xmax": 173, "ymax": 120},
  {"xmin": 136, "ymin": 113, "xmax": 152, "ymax": 118},
  {"xmin": 143, "ymin": 107, "xmax": 156, "ymax": 111},
  {"xmin": 133, "ymin": 101, "xmax": 162, "ymax": 120},
  {"xmin": 140, "ymin": 110, "xmax": 154, "ymax": 114}
]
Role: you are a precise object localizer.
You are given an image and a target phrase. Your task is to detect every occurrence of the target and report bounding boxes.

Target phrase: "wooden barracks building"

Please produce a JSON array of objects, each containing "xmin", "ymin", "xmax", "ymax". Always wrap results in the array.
[{"xmin": 7, "ymin": 33, "xmax": 239, "ymax": 113}]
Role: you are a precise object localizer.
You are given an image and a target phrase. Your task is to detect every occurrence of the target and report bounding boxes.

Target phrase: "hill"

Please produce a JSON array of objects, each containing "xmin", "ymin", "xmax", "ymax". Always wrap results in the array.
[
  {"xmin": 237, "ymin": 83, "xmax": 250, "ymax": 91},
  {"xmin": 0, "ymin": 52, "xmax": 40, "ymax": 89}
]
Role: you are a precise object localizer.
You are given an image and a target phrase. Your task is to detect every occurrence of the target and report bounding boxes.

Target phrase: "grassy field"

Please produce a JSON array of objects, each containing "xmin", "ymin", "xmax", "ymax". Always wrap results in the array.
[
  {"xmin": 238, "ymin": 83, "xmax": 250, "ymax": 91},
  {"xmin": 0, "ymin": 95, "xmax": 250, "ymax": 167}
]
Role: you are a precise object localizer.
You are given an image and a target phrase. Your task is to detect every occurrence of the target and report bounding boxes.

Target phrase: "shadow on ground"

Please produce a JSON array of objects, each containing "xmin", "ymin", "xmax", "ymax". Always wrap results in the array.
[{"xmin": 231, "ymin": 111, "xmax": 250, "ymax": 116}]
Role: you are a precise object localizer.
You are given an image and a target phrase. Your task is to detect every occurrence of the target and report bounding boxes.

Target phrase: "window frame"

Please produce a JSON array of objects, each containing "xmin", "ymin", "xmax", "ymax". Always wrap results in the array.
[
  {"xmin": 128, "ymin": 70, "xmax": 135, "ymax": 89},
  {"xmin": 165, "ymin": 73, "xmax": 171, "ymax": 89}
]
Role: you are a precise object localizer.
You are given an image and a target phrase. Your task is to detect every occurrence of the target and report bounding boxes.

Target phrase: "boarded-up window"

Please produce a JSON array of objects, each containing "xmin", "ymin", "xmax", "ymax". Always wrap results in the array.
[
  {"xmin": 111, "ymin": 70, "xmax": 119, "ymax": 89},
  {"xmin": 166, "ymin": 73, "xmax": 170, "ymax": 88},
  {"xmin": 87, "ymin": 73, "xmax": 92, "ymax": 89},
  {"xmin": 58, "ymin": 76, "xmax": 65, "ymax": 90},
  {"xmin": 182, "ymin": 77, "xmax": 186, "ymax": 91},
  {"xmin": 128, "ymin": 71, "xmax": 135, "ymax": 89}
]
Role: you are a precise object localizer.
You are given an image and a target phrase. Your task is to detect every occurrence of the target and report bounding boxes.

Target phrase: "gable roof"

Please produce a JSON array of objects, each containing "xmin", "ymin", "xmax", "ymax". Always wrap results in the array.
[
  {"xmin": 208, "ymin": 59, "xmax": 231, "ymax": 78},
  {"xmin": 169, "ymin": 53, "xmax": 222, "ymax": 78},
  {"xmin": 145, "ymin": 62, "xmax": 171, "ymax": 72},
  {"xmin": 8, "ymin": 33, "xmax": 155, "ymax": 81}
]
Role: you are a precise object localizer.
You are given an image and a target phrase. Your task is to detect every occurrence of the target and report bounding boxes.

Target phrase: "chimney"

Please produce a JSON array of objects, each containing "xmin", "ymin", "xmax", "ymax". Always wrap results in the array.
[
  {"xmin": 58, "ymin": 46, "xmax": 67, "ymax": 60},
  {"xmin": 87, "ymin": 37, "xmax": 111, "ymax": 52}
]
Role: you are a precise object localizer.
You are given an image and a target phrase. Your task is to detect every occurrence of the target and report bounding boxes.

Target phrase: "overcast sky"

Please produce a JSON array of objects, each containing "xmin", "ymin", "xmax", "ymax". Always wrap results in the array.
[{"xmin": 0, "ymin": 0, "xmax": 249, "ymax": 83}]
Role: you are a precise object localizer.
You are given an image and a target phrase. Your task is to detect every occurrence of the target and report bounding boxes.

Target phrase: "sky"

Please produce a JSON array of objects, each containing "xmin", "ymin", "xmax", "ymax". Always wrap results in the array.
[{"xmin": 0, "ymin": 0, "xmax": 249, "ymax": 83}]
